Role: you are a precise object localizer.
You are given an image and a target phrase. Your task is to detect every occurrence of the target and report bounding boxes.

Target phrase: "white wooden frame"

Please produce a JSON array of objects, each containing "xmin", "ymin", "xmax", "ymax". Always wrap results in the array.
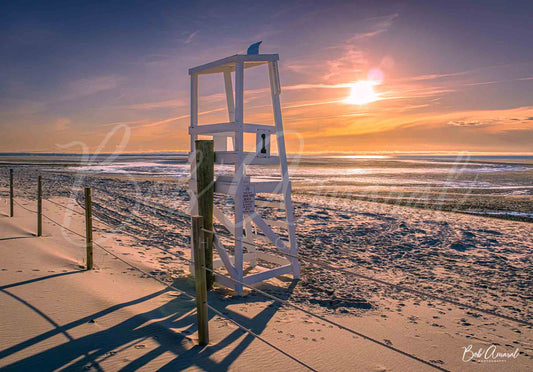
[{"xmin": 189, "ymin": 54, "xmax": 300, "ymax": 295}]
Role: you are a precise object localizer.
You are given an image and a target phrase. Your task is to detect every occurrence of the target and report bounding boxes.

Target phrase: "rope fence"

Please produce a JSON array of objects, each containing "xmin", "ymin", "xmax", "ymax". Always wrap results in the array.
[
  {"xmin": 7, "ymin": 172, "xmax": 532, "ymax": 328},
  {"xmin": 85, "ymin": 200, "xmax": 532, "ymax": 326},
  {"xmin": 20, "ymin": 196, "xmax": 446, "ymax": 370},
  {"xmin": 7, "ymin": 183, "xmax": 316, "ymax": 371},
  {"xmin": 66, "ymin": 206, "xmax": 452, "ymax": 370},
  {"xmin": 3, "ymin": 168, "xmax": 531, "ymax": 371},
  {"xmin": 207, "ymin": 231, "xmax": 533, "ymax": 327}
]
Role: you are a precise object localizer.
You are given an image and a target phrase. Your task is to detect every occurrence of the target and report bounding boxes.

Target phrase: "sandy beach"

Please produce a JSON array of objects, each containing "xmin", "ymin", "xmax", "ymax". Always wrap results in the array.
[
  {"xmin": 2, "ymin": 0, "xmax": 533, "ymax": 370},
  {"xmin": 1, "ymin": 167, "xmax": 531, "ymax": 371},
  {"xmin": 2, "ymin": 1, "xmax": 533, "ymax": 370}
]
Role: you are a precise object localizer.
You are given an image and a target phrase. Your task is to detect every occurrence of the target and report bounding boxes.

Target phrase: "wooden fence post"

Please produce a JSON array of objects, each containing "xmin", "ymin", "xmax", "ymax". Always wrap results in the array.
[
  {"xmin": 193, "ymin": 215, "xmax": 209, "ymax": 345},
  {"xmin": 84, "ymin": 187, "xmax": 93, "ymax": 270},
  {"xmin": 195, "ymin": 140, "xmax": 215, "ymax": 289},
  {"xmin": 37, "ymin": 176, "xmax": 42, "ymax": 236},
  {"xmin": 9, "ymin": 169, "xmax": 13, "ymax": 217}
]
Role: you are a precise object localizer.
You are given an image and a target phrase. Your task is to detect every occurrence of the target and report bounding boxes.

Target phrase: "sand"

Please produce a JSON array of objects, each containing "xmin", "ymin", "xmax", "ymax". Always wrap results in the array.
[{"xmin": 0, "ymin": 169, "xmax": 532, "ymax": 371}]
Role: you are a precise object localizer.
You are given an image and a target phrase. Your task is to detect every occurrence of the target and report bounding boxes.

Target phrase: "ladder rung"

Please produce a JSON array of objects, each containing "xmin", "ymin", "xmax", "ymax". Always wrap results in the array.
[
  {"xmin": 214, "ymin": 179, "xmax": 288, "ymax": 194},
  {"xmin": 189, "ymin": 122, "xmax": 276, "ymax": 135}
]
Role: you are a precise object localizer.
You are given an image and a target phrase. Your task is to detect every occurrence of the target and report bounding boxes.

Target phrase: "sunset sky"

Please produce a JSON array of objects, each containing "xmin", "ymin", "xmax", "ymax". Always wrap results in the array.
[{"xmin": 1, "ymin": 0, "xmax": 532, "ymax": 154}]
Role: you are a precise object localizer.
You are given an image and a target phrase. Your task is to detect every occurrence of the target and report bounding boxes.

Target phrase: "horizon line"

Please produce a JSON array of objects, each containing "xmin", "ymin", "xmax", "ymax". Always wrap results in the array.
[{"xmin": 1, "ymin": 151, "xmax": 533, "ymax": 157}]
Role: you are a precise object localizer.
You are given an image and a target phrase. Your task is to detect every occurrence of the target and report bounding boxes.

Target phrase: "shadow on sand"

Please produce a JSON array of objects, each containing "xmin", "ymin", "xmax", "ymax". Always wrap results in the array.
[
  {"xmin": 0, "ymin": 220, "xmax": 36, "ymax": 238},
  {"xmin": 0, "ymin": 272, "xmax": 298, "ymax": 371},
  {"xmin": 0, "ymin": 236, "xmax": 34, "ymax": 242}
]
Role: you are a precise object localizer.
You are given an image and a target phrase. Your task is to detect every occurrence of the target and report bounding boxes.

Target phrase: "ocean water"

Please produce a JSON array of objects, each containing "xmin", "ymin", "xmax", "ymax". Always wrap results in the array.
[
  {"xmin": 1, "ymin": 153, "xmax": 532, "ymax": 220},
  {"xmin": 56, "ymin": 153, "xmax": 533, "ymax": 194}
]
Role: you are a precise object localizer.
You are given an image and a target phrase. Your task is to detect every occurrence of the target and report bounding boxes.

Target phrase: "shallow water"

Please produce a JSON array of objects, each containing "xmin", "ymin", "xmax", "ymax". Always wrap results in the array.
[
  {"xmin": 44, "ymin": 154, "xmax": 533, "ymax": 192},
  {"xmin": 1, "ymin": 153, "xmax": 532, "ymax": 220}
]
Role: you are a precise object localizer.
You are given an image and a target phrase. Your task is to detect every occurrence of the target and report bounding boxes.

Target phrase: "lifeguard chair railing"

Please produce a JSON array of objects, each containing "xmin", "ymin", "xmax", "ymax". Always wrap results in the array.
[{"xmin": 188, "ymin": 53, "xmax": 300, "ymax": 295}]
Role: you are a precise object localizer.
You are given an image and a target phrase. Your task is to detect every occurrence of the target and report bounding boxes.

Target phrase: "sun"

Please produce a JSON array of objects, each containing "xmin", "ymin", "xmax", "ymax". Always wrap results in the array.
[{"xmin": 344, "ymin": 80, "xmax": 378, "ymax": 105}]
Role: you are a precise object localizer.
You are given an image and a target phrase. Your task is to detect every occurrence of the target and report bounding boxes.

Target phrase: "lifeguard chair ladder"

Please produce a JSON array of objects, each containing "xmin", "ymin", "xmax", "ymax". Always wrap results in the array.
[{"xmin": 189, "ymin": 53, "xmax": 300, "ymax": 295}]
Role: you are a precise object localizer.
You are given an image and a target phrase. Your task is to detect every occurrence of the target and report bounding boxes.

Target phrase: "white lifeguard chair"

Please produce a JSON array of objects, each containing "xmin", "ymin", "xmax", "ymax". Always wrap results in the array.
[{"xmin": 188, "ymin": 53, "xmax": 300, "ymax": 295}]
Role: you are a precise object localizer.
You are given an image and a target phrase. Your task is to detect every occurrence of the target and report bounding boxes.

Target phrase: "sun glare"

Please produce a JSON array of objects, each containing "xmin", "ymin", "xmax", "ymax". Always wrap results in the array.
[{"xmin": 344, "ymin": 80, "xmax": 379, "ymax": 105}]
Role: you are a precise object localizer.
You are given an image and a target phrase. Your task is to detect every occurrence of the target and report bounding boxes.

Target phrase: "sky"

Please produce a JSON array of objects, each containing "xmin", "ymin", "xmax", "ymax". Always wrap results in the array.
[{"xmin": 1, "ymin": 0, "xmax": 532, "ymax": 154}]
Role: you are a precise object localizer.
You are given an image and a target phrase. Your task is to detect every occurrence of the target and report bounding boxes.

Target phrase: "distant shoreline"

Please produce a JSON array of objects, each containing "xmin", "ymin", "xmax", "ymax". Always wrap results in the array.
[
  {"xmin": 1, "ymin": 151, "xmax": 533, "ymax": 157},
  {"xmin": 2, "ymin": 154, "xmax": 531, "ymax": 224}
]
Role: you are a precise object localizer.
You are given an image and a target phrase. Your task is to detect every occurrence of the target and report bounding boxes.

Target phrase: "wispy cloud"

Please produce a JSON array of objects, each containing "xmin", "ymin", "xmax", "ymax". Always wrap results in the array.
[
  {"xmin": 462, "ymin": 80, "xmax": 500, "ymax": 87},
  {"xmin": 184, "ymin": 31, "xmax": 198, "ymax": 44},
  {"xmin": 140, "ymin": 107, "xmax": 227, "ymax": 128},
  {"xmin": 125, "ymin": 99, "xmax": 188, "ymax": 110},
  {"xmin": 320, "ymin": 14, "xmax": 399, "ymax": 83},
  {"xmin": 284, "ymin": 99, "xmax": 345, "ymax": 109},
  {"xmin": 285, "ymin": 83, "xmax": 352, "ymax": 90},
  {"xmin": 124, "ymin": 92, "xmax": 227, "ymax": 111},
  {"xmin": 380, "ymin": 86, "xmax": 455, "ymax": 100},
  {"xmin": 323, "ymin": 47, "xmax": 368, "ymax": 83},
  {"xmin": 53, "ymin": 117, "xmax": 71, "ymax": 131},
  {"xmin": 143, "ymin": 115, "xmax": 189, "ymax": 128},
  {"xmin": 406, "ymin": 71, "xmax": 467, "ymax": 82},
  {"xmin": 98, "ymin": 119, "xmax": 147, "ymax": 128},
  {"xmin": 58, "ymin": 75, "xmax": 122, "ymax": 101},
  {"xmin": 447, "ymin": 120, "xmax": 490, "ymax": 127},
  {"xmin": 349, "ymin": 13, "xmax": 399, "ymax": 42}
]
